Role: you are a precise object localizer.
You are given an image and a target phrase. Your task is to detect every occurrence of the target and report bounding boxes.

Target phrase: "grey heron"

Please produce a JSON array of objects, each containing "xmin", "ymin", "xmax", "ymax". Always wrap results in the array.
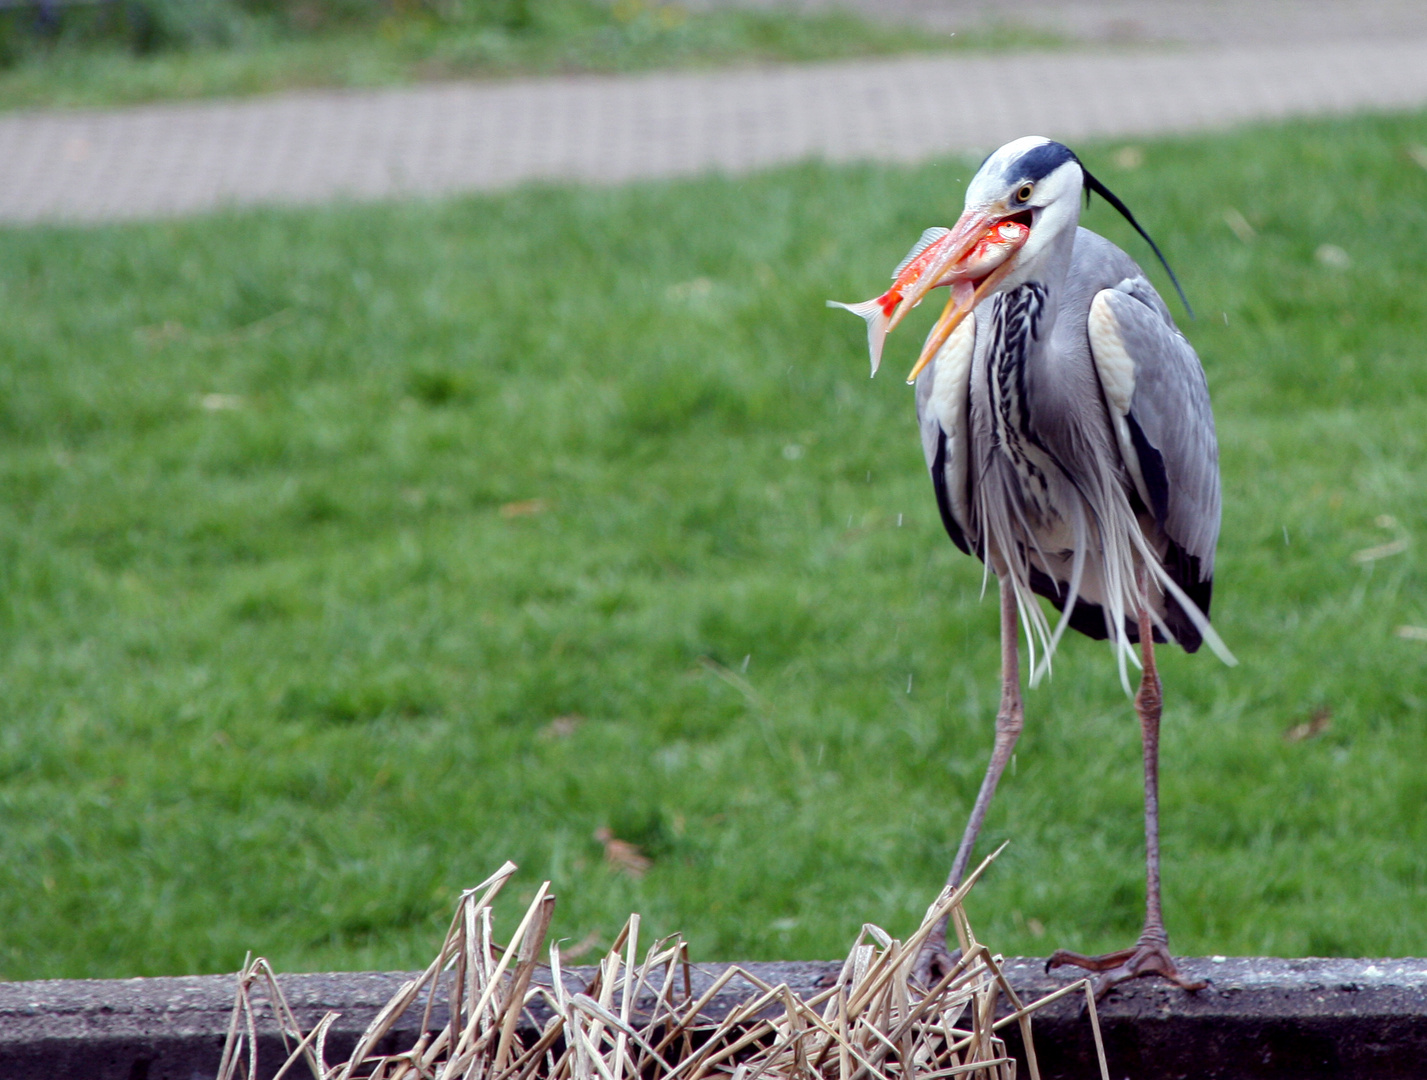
[{"xmin": 831, "ymin": 136, "xmax": 1234, "ymax": 997}]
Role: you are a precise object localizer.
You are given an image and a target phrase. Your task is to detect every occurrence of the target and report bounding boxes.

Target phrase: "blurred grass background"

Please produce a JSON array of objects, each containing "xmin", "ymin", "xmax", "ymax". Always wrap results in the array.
[
  {"xmin": 1, "ymin": 108, "xmax": 1426, "ymax": 980},
  {"xmin": 0, "ymin": 0, "xmax": 1054, "ymax": 110}
]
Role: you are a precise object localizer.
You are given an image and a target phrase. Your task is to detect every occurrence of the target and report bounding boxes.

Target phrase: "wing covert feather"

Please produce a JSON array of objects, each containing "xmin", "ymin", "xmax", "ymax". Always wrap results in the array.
[
  {"xmin": 1088, "ymin": 287, "xmax": 1220, "ymax": 576},
  {"xmin": 915, "ymin": 316, "xmax": 977, "ymax": 554}
]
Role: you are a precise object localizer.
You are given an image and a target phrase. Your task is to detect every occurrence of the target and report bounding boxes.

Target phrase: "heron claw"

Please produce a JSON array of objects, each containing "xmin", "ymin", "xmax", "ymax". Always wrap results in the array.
[
  {"xmin": 1047, "ymin": 937, "xmax": 1206, "ymax": 999},
  {"xmin": 911, "ymin": 934, "xmax": 963, "ymax": 991}
]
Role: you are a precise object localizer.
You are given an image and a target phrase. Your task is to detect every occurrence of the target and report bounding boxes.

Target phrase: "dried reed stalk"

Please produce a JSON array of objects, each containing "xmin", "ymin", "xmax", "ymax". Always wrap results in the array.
[{"xmin": 217, "ymin": 851, "xmax": 1107, "ymax": 1080}]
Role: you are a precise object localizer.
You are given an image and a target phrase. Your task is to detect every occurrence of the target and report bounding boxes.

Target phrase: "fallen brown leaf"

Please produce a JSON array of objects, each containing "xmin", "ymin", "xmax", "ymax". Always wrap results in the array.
[
  {"xmin": 594, "ymin": 826, "xmax": 651, "ymax": 878},
  {"xmin": 1284, "ymin": 706, "xmax": 1332, "ymax": 743},
  {"xmin": 500, "ymin": 498, "xmax": 548, "ymax": 519},
  {"xmin": 539, "ymin": 714, "xmax": 584, "ymax": 740}
]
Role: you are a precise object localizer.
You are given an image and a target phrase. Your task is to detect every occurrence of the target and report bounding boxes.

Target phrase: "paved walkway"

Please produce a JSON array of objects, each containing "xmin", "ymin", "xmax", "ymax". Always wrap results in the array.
[{"xmin": 2, "ymin": 31, "xmax": 1427, "ymax": 223}]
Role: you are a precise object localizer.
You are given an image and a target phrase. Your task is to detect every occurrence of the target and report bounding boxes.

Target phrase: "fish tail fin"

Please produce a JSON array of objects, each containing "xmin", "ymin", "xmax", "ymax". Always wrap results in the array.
[{"xmin": 827, "ymin": 298, "xmax": 891, "ymax": 376}]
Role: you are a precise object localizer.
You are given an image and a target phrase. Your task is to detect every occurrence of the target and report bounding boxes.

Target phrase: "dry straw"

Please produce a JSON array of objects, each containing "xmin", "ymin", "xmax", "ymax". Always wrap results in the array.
[{"xmin": 217, "ymin": 850, "xmax": 1107, "ymax": 1080}]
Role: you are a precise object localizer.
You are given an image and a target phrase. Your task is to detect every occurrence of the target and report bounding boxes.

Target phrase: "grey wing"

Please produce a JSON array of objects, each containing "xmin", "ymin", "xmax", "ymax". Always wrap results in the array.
[
  {"xmin": 1088, "ymin": 281, "xmax": 1221, "ymax": 632},
  {"xmin": 915, "ymin": 317, "xmax": 978, "ymax": 557}
]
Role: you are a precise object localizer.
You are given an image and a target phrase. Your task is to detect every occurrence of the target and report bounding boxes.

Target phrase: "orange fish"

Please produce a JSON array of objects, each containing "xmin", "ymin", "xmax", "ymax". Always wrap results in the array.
[
  {"xmin": 956, "ymin": 219, "xmax": 1030, "ymax": 280},
  {"xmin": 830, "ymin": 219, "xmax": 1031, "ymax": 377},
  {"xmin": 827, "ymin": 227, "xmax": 954, "ymax": 375}
]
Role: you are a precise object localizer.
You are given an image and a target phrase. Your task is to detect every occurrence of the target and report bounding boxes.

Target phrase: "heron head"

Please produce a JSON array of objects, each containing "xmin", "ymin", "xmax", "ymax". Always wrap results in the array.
[
  {"xmin": 894, "ymin": 137, "xmax": 1191, "ymax": 382},
  {"xmin": 900, "ymin": 137, "xmax": 1085, "ymax": 382}
]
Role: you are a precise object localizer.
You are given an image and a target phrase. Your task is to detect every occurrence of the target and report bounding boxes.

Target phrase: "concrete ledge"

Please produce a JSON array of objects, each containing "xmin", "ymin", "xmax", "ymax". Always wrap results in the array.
[{"xmin": 2, "ymin": 958, "xmax": 1425, "ymax": 1080}]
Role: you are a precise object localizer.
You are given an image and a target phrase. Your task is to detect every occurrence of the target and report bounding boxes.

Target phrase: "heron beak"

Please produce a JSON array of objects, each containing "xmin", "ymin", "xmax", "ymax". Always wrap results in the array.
[
  {"xmin": 903, "ymin": 258, "xmax": 1019, "ymax": 384},
  {"xmin": 885, "ymin": 210, "xmax": 996, "ymax": 334},
  {"xmin": 900, "ymin": 206, "xmax": 1030, "ymax": 384}
]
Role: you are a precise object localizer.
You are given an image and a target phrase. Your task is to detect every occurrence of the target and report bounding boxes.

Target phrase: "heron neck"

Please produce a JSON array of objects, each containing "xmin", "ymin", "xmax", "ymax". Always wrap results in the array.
[{"xmin": 997, "ymin": 224, "xmax": 1077, "ymax": 341}]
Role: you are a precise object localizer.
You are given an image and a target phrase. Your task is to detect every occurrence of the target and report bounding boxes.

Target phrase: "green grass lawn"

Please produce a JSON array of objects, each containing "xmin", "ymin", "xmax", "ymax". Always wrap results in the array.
[
  {"xmin": 0, "ymin": 1, "xmax": 1051, "ymax": 112},
  {"xmin": 2, "ymin": 111, "xmax": 1426, "ymax": 982}
]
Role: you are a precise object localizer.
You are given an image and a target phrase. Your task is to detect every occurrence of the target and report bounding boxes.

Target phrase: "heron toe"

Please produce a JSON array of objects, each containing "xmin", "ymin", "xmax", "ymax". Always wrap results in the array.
[
  {"xmin": 1047, "ymin": 937, "xmax": 1207, "ymax": 1000},
  {"xmin": 911, "ymin": 939, "xmax": 964, "ymax": 991}
]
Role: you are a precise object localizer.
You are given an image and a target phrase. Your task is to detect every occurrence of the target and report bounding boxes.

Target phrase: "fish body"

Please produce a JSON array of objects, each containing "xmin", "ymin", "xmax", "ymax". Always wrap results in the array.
[
  {"xmin": 829, "ymin": 220, "xmax": 1030, "ymax": 376},
  {"xmin": 956, "ymin": 220, "xmax": 1029, "ymax": 280},
  {"xmin": 827, "ymin": 227, "xmax": 954, "ymax": 375}
]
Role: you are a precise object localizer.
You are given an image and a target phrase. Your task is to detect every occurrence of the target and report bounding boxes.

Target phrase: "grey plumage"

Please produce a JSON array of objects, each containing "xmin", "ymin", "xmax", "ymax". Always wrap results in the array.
[
  {"xmin": 915, "ymin": 226, "xmax": 1229, "ymax": 688},
  {"xmin": 833, "ymin": 135, "xmax": 1232, "ymax": 995}
]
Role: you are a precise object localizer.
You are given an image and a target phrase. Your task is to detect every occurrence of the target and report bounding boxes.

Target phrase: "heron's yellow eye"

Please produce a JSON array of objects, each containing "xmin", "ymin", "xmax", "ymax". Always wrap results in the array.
[{"xmin": 1016, "ymin": 183, "xmax": 1034, "ymax": 203}]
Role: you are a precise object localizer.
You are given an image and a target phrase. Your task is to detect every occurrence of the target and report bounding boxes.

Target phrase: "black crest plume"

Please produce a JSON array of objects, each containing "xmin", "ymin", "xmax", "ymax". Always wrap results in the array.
[{"xmin": 1080, "ymin": 166, "xmax": 1194, "ymax": 319}]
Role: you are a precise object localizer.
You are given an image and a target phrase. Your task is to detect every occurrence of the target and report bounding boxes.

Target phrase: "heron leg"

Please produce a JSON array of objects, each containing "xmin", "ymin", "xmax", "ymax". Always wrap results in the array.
[
  {"xmin": 1047, "ymin": 574, "xmax": 1206, "ymax": 998},
  {"xmin": 915, "ymin": 576, "xmax": 1023, "ymax": 986}
]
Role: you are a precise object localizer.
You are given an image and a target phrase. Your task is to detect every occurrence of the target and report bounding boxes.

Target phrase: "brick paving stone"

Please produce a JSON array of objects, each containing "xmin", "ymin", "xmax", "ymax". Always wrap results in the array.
[{"xmin": 1, "ymin": 35, "xmax": 1426, "ymax": 223}]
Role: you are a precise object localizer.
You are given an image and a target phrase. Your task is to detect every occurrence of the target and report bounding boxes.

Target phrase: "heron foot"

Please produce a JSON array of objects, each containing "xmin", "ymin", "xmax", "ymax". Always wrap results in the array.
[
  {"xmin": 1046, "ymin": 935, "xmax": 1206, "ymax": 1000},
  {"xmin": 910, "ymin": 932, "xmax": 963, "ymax": 991}
]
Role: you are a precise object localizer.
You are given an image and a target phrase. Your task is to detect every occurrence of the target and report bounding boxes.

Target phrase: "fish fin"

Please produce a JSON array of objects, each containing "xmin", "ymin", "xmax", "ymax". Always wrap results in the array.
[
  {"xmin": 827, "ymin": 297, "xmax": 891, "ymax": 376},
  {"xmin": 891, "ymin": 226, "xmax": 951, "ymax": 279}
]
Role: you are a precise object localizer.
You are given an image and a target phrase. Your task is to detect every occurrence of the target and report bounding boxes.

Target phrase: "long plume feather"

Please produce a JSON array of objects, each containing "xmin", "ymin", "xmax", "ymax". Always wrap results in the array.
[{"xmin": 1080, "ymin": 166, "xmax": 1195, "ymax": 319}]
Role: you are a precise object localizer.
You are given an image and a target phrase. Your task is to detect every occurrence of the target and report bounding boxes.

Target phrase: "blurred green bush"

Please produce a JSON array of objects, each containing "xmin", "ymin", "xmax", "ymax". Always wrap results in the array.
[
  {"xmin": 0, "ymin": 0, "xmax": 545, "ymax": 59},
  {"xmin": 0, "ymin": 0, "xmax": 950, "ymax": 108}
]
